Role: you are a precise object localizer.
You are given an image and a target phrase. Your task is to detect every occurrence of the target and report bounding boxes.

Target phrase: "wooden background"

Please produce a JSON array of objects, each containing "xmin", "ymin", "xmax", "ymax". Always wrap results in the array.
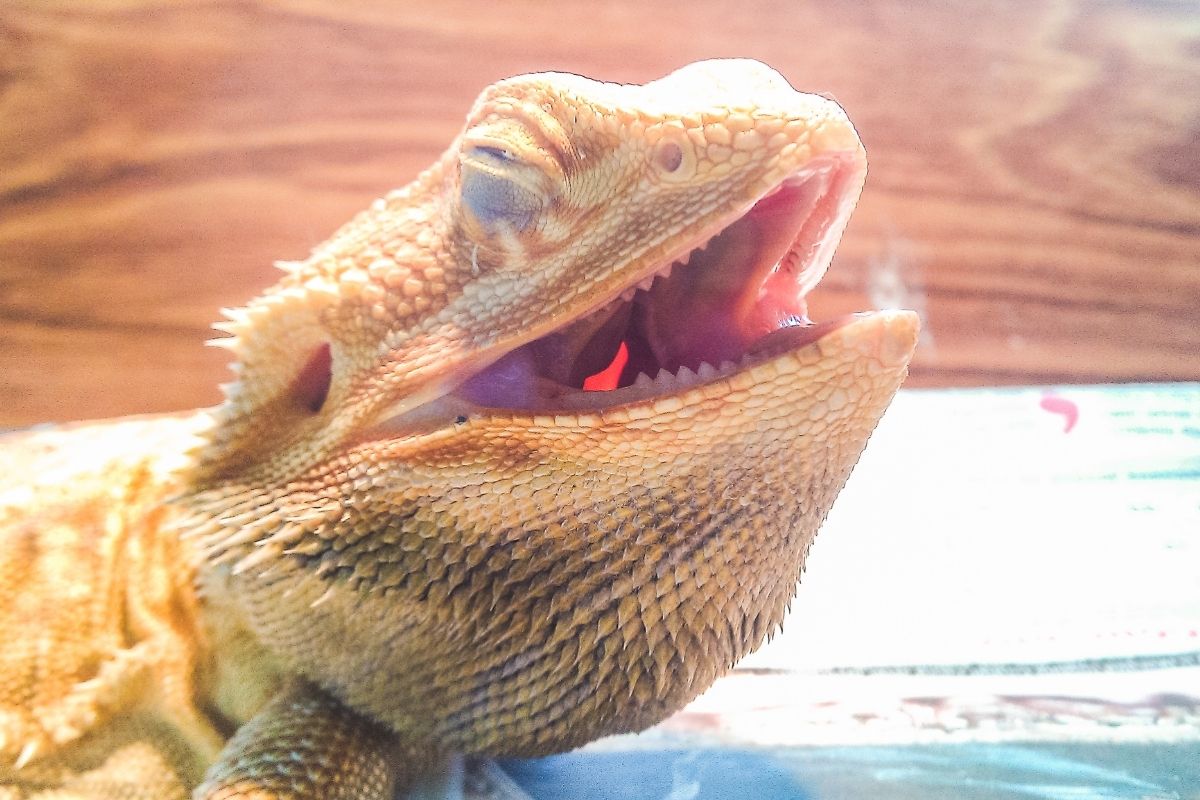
[{"xmin": 1, "ymin": 0, "xmax": 1197, "ymax": 426}]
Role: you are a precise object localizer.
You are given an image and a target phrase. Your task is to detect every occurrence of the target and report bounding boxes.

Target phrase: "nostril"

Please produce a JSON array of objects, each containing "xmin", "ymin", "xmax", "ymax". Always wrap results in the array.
[{"xmin": 291, "ymin": 342, "xmax": 332, "ymax": 413}]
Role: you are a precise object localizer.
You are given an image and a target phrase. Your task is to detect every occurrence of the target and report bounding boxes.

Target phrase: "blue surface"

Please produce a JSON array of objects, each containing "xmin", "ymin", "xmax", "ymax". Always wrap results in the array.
[
  {"xmin": 500, "ymin": 743, "xmax": 1199, "ymax": 799},
  {"xmin": 502, "ymin": 749, "xmax": 811, "ymax": 800}
]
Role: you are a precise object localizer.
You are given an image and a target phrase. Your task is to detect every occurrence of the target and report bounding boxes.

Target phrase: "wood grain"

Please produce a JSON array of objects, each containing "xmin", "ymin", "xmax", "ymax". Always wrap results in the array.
[{"xmin": 2, "ymin": 0, "xmax": 1198, "ymax": 425}]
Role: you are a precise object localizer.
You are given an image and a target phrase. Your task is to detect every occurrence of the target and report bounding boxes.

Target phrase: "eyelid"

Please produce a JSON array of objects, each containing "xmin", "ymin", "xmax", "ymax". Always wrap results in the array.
[
  {"xmin": 461, "ymin": 125, "xmax": 566, "ymax": 186},
  {"xmin": 461, "ymin": 132, "xmax": 525, "ymax": 165},
  {"xmin": 470, "ymin": 144, "xmax": 517, "ymax": 163},
  {"xmin": 459, "ymin": 148, "xmax": 548, "ymax": 199}
]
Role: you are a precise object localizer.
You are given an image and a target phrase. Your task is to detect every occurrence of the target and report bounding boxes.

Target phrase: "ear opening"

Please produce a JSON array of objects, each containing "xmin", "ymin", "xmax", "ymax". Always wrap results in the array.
[{"xmin": 291, "ymin": 342, "xmax": 333, "ymax": 413}]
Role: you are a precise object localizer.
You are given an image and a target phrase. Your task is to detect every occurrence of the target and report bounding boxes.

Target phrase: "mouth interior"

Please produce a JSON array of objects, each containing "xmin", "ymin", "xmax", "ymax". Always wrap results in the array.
[{"xmin": 455, "ymin": 155, "xmax": 857, "ymax": 410}]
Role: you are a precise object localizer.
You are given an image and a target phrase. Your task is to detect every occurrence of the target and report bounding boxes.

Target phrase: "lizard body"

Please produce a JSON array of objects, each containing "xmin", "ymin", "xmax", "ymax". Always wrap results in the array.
[{"xmin": 0, "ymin": 60, "xmax": 917, "ymax": 798}]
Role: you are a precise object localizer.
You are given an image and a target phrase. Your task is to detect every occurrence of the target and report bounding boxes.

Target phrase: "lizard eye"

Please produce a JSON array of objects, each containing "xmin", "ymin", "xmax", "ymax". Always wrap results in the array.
[{"xmin": 460, "ymin": 146, "xmax": 544, "ymax": 232}]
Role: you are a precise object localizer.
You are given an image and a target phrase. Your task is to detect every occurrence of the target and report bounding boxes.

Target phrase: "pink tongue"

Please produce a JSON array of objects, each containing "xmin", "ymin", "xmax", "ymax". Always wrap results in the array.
[
  {"xmin": 634, "ymin": 177, "xmax": 826, "ymax": 370},
  {"xmin": 525, "ymin": 299, "xmax": 632, "ymax": 387}
]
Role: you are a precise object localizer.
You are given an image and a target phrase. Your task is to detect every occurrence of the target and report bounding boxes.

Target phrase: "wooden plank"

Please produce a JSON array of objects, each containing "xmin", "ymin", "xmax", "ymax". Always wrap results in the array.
[{"xmin": 2, "ymin": 0, "xmax": 1198, "ymax": 425}]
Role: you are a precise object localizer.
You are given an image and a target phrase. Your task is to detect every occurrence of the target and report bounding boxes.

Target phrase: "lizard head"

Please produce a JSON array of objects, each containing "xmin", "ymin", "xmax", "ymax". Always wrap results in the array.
[{"xmin": 185, "ymin": 60, "xmax": 918, "ymax": 753}]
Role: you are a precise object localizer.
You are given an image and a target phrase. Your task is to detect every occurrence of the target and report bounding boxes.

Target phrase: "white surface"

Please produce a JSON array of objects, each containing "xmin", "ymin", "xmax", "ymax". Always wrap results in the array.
[{"xmin": 741, "ymin": 383, "xmax": 1200, "ymax": 671}]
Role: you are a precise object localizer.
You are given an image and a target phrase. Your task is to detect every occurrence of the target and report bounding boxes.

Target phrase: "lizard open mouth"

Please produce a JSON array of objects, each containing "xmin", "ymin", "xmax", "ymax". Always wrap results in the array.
[{"xmin": 454, "ymin": 154, "xmax": 863, "ymax": 412}]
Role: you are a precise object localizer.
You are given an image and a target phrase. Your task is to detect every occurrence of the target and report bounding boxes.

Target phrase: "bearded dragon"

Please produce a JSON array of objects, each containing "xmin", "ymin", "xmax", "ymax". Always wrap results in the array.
[{"xmin": 0, "ymin": 59, "xmax": 917, "ymax": 799}]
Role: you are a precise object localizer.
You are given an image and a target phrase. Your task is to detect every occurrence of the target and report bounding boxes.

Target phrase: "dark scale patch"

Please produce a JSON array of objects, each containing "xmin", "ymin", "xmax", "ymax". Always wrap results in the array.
[{"xmin": 439, "ymin": 482, "xmax": 729, "ymax": 753}]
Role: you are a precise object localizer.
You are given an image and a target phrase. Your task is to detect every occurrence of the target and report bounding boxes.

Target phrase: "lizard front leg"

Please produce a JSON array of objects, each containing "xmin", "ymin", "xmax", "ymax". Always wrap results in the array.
[{"xmin": 194, "ymin": 682, "xmax": 408, "ymax": 800}]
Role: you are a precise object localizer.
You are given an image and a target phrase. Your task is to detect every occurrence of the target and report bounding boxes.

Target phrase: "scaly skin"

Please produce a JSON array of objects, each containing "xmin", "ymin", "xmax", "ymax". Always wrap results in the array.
[{"xmin": 0, "ymin": 60, "xmax": 917, "ymax": 798}]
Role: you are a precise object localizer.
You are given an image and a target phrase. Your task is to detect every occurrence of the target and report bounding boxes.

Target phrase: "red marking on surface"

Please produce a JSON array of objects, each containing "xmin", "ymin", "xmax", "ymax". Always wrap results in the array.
[
  {"xmin": 1039, "ymin": 393, "xmax": 1079, "ymax": 433},
  {"xmin": 583, "ymin": 340, "xmax": 629, "ymax": 391}
]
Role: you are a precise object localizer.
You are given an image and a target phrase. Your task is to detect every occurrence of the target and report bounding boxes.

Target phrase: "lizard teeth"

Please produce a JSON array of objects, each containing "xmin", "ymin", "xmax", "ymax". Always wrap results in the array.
[
  {"xmin": 621, "ymin": 259, "xmax": 678, "ymax": 302},
  {"xmin": 615, "ymin": 361, "xmax": 734, "ymax": 402},
  {"xmin": 611, "ymin": 229, "xmax": 708, "ymax": 307},
  {"xmin": 632, "ymin": 361, "xmax": 728, "ymax": 392}
]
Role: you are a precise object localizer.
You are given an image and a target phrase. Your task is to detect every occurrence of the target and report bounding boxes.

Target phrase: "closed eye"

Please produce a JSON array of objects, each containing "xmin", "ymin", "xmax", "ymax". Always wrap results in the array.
[{"xmin": 460, "ymin": 147, "xmax": 545, "ymax": 232}]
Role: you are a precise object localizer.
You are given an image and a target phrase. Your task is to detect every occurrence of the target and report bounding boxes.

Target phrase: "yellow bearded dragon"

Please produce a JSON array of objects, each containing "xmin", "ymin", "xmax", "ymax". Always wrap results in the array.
[{"xmin": 0, "ymin": 59, "xmax": 917, "ymax": 798}]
